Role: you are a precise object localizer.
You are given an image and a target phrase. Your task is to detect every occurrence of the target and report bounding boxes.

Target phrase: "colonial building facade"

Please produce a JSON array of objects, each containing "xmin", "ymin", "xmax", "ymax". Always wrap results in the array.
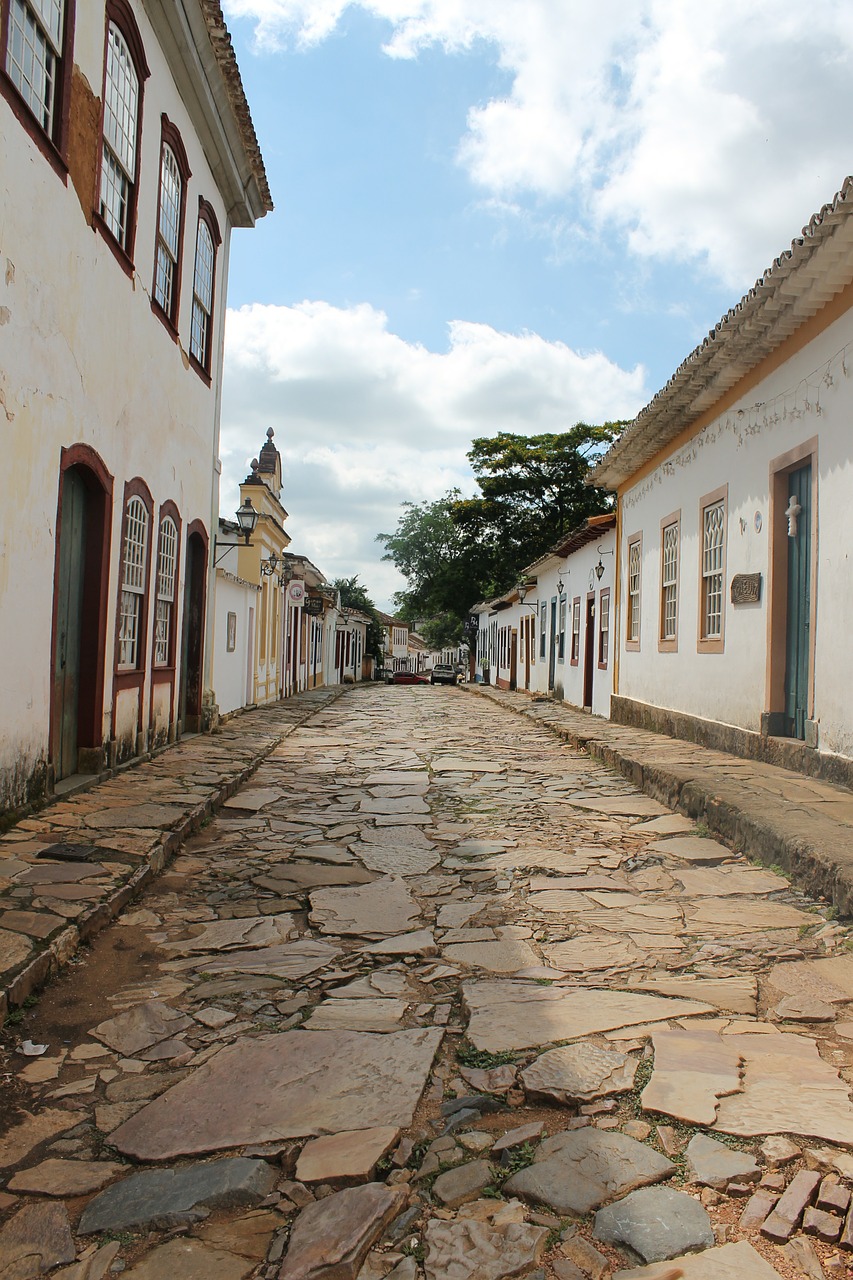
[
  {"xmin": 591, "ymin": 179, "xmax": 853, "ymax": 776},
  {"xmin": 0, "ymin": 0, "xmax": 271, "ymax": 817}
]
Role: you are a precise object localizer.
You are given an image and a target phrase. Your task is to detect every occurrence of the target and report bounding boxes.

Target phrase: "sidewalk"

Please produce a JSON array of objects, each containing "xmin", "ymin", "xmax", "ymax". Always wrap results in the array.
[
  {"xmin": 468, "ymin": 684, "xmax": 853, "ymax": 916},
  {"xmin": 0, "ymin": 687, "xmax": 343, "ymax": 1016}
]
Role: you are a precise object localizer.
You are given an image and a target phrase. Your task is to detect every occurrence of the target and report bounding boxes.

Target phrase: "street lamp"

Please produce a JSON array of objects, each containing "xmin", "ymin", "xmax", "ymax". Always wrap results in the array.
[
  {"xmin": 516, "ymin": 580, "xmax": 539, "ymax": 611},
  {"xmin": 213, "ymin": 498, "xmax": 259, "ymax": 566}
]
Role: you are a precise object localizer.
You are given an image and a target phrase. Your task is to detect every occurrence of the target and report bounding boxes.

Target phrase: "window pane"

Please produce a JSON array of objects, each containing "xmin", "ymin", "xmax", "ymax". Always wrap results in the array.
[
  {"xmin": 702, "ymin": 502, "xmax": 725, "ymax": 638},
  {"xmin": 154, "ymin": 146, "xmax": 182, "ymax": 314},
  {"xmin": 118, "ymin": 588, "xmax": 140, "ymax": 668},
  {"xmin": 6, "ymin": 0, "xmax": 58, "ymax": 132},
  {"xmin": 122, "ymin": 497, "xmax": 148, "ymax": 593},
  {"xmin": 661, "ymin": 522, "xmax": 678, "ymax": 640},
  {"xmin": 628, "ymin": 541, "xmax": 641, "ymax": 641},
  {"xmin": 103, "ymin": 25, "xmax": 138, "ymax": 179},
  {"xmin": 190, "ymin": 220, "xmax": 215, "ymax": 365}
]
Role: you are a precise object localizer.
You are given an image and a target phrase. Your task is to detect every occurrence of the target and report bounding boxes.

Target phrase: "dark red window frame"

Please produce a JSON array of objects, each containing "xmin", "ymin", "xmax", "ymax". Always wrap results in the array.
[
  {"xmin": 151, "ymin": 114, "xmax": 191, "ymax": 337},
  {"xmin": 94, "ymin": 0, "xmax": 149, "ymax": 276},
  {"xmin": 189, "ymin": 197, "xmax": 221, "ymax": 384},
  {"xmin": 0, "ymin": 0, "xmax": 76, "ymax": 178},
  {"xmin": 113, "ymin": 476, "xmax": 154, "ymax": 698}
]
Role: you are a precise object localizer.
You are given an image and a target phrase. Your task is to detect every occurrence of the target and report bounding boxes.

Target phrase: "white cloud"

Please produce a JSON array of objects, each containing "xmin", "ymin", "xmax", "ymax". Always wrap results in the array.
[
  {"xmin": 220, "ymin": 301, "xmax": 645, "ymax": 608},
  {"xmin": 224, "ymin": 0, "xmax": 853, "ymax": 287}
]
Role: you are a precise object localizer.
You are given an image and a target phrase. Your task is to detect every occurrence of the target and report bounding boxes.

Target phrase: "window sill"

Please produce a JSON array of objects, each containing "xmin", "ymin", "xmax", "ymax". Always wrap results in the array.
[
  {"xmin": 697, "ymin": 637, "xmax": 725, "ymax": 654},
  {"xmin": 658, "ymin": 638, "xmax": 678, "ymax": 653},
  {"xmin": 150, "ymin": 299, "xmax": 179, "ymax": 342},
  {"xmin": 625, "ymin": 640, "xmax": 641, "ymax": 653},
  {"xmin": 189, "ymin": 353, "xmax": 212, "ymax": 387},
  {"xmin": 94, "ymin": 213, "xmax": 135, "ymax": 279},
  {"xmin": 0, "ymin": 74, "xmax": 68, "ymax": 182}
]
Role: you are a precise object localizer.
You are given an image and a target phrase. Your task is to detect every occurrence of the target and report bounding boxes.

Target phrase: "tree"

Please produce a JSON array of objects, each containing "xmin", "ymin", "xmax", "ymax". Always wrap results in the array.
[
  {"xmin": 451, "ymin": 425, "xmax": 620, "ymax": 594},
  {"xmin": 376, "ymin": 493, "xmax": 494, "ymax": 621},
  {"xmin": 419, "ymin": 612, "xmax": 464, "ymax": 652},
  {"xmin": 332, "ymin": 575, "xmax": 383, "ymax": 658}
]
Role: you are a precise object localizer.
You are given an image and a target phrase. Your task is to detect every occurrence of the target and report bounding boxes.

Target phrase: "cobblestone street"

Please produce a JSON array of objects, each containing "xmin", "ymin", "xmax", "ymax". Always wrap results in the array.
[{"xmin": 4, "ymin": 685, "xmax": 853, "ymax": 1278}]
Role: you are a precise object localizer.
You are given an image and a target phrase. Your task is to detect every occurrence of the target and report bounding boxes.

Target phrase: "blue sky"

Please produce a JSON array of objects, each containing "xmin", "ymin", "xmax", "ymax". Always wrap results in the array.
[{"xmin": 219, "ymin": 1, "xmax": 853, "ymax": 610}]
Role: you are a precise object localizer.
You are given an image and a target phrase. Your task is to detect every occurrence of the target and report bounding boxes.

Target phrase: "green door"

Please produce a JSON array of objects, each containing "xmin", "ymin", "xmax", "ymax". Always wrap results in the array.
[
  {"xmin": 784, "ymin": 463, "xmax": 811, "ymax": 739},
  {"xmin": 53, "ymin": 468, "xmax": 87, "ymax": 778}
]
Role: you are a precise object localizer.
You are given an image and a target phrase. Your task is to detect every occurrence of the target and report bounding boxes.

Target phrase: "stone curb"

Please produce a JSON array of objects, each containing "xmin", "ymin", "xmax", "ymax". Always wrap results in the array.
[
  {"xmin": 1, "ymin": 688, "xmax": 347, "ymax": 1019},
  {"xmin": 465, "ymin": 685, "xmax": 853, "ymax": 915}
]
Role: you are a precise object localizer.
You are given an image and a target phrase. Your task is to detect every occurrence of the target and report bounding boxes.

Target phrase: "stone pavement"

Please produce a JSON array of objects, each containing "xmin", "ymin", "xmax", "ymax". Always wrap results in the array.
[
  {"xmin": 3, "ymin": 683, "xmax": 853, "ymax": 1278},
  {"xmin": 0, "ymin": 687, "xmax": 344, "ymax": 1018},
  {"xmin": 470, "ymin": 684, "xmax": 853, "ymax": 917}
]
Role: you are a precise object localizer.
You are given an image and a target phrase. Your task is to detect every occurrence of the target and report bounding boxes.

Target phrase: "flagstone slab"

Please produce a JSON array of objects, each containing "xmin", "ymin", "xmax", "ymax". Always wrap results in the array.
[
  {"xmin": 442, "ymin": 933, "xmax": 539, "ymax": 974},
  {"xmin": 357, "ymin": 842, "xmax": 440, "ymax": 875},
  {"xmin": 91, "ymin": 1000, "xmax": 194, "ymax": 1055},
  {"xmin": 463, "ymin": 982, "xmax": 714, "ymax": 1053},
  {"xmin": 362, "ymin": 930, "xmax": 438, "ymax": 957},
  {"xmin": 613, "ymin": 1240, "xmax": 785, "ymax": 1278},
  {"xmin": 594, "ymin": 1186, "xmax": 714, "ymax": 1263},
  {"xmin": 765, "ymin": 960, "xmax": 853, "ymax": 1005},
  {"xmin": 0, "ymin": 926, "xmax": 34, "ymax": 972},
  {"xmin": 543, "ymin": 937, "xmax": 648, "ymax": 972},
  {"xmin": 254, "ymin": 865, "xmax": 376, "ymax": 892},
  {"xmin": 630, "ymin": 975, "xmax": 757, "ymax": 1015},
  {"xmin": 78, "ymin": 1157, "xmax": 278, "ymax": 1234},
  {"xmin": 0, "ymin": 1202, "xmax": 76, "ymax": 1273},
  {"xmin": 7, "ymin": 1158, "xmax": 125, "ymax": 1196},
  {"xmin": 641, "ymin": 1027, "xmax": 743, "ymax": 1126},
  {"xmin": 0, "ymin": 909, "xmax": 66, "ymax": 937},
  {"xmin": 645, "ymin": 837, "xmax": 732, "ymax": 864},
  {"xmin": 364, "ymin": 772, "xmax": 428, "ymax": 786},
  {"xmin": 123, "ymin": 1238, "xmax": 256, "ymax": 1280},
  {"xmin": 194, "ymin": 1211, "xmax": 280, "ymax": 1260},
  {"xmin": 16, "ymin": 862, "xmax": 108, "ymax": 884},
  {"xmin": 85, "ymin": 803, "xmax": 186, "ymax": 829},
  {"xmin": 161, "ymin": 915, "xmax": 297, "ymax": 955},
  {"xmin": 310, "ymin": 876, "xmax": 421, "ymax": 938},
  {"xmin": 684, "ymin": 1133, "xmax": 760, "ymax": 1188},
  {"xmin": 0, "ymin": 1109, "xmax": 83, "ymax": 1168},
  {"xmin": 358, "ymin": 825, "xmax": 435, "ymax": 849},
  {"xmin": 360, "ymin": 796, "xmax": 430, "ymax": 815},
  {"xmin": 302, "ymin": 998, "xmax": 409, "ymax": 1032},
  {"xmin": 110, "ymin": 1028, "xmax": 443, "ymax": 1160},
  {"xmin": 423, "ymin": 1218, "xmax": 549, "ymax": 1280},
  {"xmin": 714, "ymin": 1031, "xmax": 853, "ymax": 1144},
  {"xmin": 686, "ymin": 899, "xmax": 815, "ymax": 932},
  {"xmin": 673, "ymin": 866, "xmax": 789, "ymax": 896},
  {"xmin": 223, "ymin": 788, "xmax": 282, "ymax": 811},
  {"xmin": 432, "ymin": 759, "xmax": 506, "ymax": 773},
  {"xmin": 806, "ymin": 955, "xmax": 853, "ymax": 998},
  {"xmin": 180, "ymin": 939, "xmax": 341, "ymax": 979},
  {"xmin": 503, "ymin": 1127, "xmax": 674, "ymax": 1215},
  {"xmin": 569, "ymin": 796, "xmax": 671, "ymax": 817},
  {"xmin": 279, "ymin": 1182, "xmax": 407, "ymax": 1280},
  {"xmin": 634, "ymin": 815, "xmax": 696, "ymax": 836},
  {"xmin": 521, "ymin": 1042, "xmax": 638, "ymax": 1104},
  {"xmin": 296, "ymin": 1127, "xmax": 401, "ymax": 1183}
]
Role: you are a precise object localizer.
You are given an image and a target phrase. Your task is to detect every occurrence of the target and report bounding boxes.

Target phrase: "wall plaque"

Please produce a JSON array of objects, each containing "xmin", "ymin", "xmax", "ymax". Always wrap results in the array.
[{"xmin": 731, "ymin": 573, "xmax": 761, "ymax": 605}]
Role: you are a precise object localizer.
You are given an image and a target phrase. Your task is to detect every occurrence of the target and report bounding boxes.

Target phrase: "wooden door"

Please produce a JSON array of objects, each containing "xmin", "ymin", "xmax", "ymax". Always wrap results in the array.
[
  {"xmin": 583, "ymin": 594, "xmax": 596, "ymax": 708},
  {"xmin": 179, "ymin": 532, "xmax": 206, "ymax": 731},
  {"xmin": 53, "ymin": 469, "xmax": 87, "ymax": 778},
  {"xmin": 509, "ymin": 630, "xmax": 518, "ymax": 690},
  {"xmin": 523, "ymin": 617, "xmax": 531, "ymax": 689},
  {"xmin": 548, "ymin": 599, "xmax": 557, "ymax": 691},
  {"xmin": 784, "ymin": 463, "xmax": 812, "ymax": 739}
]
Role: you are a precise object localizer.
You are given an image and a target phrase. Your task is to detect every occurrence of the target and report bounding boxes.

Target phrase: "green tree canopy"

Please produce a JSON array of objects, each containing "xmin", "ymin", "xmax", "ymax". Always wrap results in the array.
[{"xmin": 376, "ymin": 492, "xmax": 493, "ymax": 621}]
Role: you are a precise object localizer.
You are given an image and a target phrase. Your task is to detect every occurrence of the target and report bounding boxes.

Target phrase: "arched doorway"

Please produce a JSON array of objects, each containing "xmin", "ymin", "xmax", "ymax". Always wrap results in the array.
[
  {"xmin": 51, "ymin": 448, "xmax": 113, "ymax": 781},
  {"xmin": 179, "ymin": 525, "xmax": 207, "ymax": 732}
]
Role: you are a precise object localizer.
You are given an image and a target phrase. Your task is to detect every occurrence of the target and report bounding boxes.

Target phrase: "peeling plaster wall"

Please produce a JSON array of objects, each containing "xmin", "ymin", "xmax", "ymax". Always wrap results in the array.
[
  {"xmin": 617, "ymin": 306, "xmax": 853, "ymax": 759},
  {"xmin": 0, "ymin": 1, "xmax": 233, "ymax": 812}
]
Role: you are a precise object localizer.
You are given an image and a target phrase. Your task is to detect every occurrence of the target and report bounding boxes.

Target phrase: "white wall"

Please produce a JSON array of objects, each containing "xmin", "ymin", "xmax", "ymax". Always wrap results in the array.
[
  {"xmin": 617, "ymin": 305, "xmax": 853, "ymax": 757},
  {"xmin": 212, "ymin": 573, "xmax": 258, "ymax": 716},
  {"xmin": 0, "ymin": 1, "xmax": 236, "ymax": 808}
]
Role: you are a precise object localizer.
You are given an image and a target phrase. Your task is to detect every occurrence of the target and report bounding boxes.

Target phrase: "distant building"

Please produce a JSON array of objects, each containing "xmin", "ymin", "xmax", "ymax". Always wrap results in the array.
[
  {"xmin": 0, "ymin": 0, "xmax": 271, "ymax": 817},
  {"xmin": 377, "ymin": 613, "xmax": 410, "ymax": 672}
]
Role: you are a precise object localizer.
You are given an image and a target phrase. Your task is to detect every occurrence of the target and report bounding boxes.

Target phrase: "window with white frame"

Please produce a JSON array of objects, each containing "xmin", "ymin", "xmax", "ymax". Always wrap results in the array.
[
  {"xmin": 154, "ymin": 516, "xmax": 177, "ymax": 666},
  {"xmin": 539, "ymin": 602, "xmax": 546, "ymax": 659},
  {"xmin": 118, "ymin": 495, "xmax": 148, "ymax": 669},
  {"xmin": 190, "ymin": 213, "xmax": 216, "ymax": 369},
  {"xmin": 99, "ymin": 21, "xmax": 140, "ymax": 250},
  {"xmin": 627, "ymin": 537, "xmax": 641, "ymax": 645},
  {"xmin": 661, "ymin": 520, "xmax": 679, "ymax": 641},
  {"xmin": 701, "ymin": 499, "xmax": 725, "ymax": 641},
  {"xmin": 153, "ymin": 143, "xmax": 182, "ymax": 317},
  {"xmin": 571, "ymin": 597, "xmax": 581, "ymax": 663},
  {"xmin": 599, "ymin": 590, "xmax": 610, "ymax": 667},
  {"xmin": 558, "ymin": 596, "xmax": 567, "ymax": 661},
  {"xmin": 5, "ymin": 0, "xmax": 65, "ymax": 136}
]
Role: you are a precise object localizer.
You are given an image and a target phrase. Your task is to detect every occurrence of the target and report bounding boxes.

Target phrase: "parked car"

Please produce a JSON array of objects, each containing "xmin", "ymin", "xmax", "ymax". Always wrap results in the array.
[
  {"xmin": 430, "ymin": 664, "xmax": 460, "ymax": 686},
  {"xmin": 392, "ymin": 670, "xmax": 429, "ymax": 684}
]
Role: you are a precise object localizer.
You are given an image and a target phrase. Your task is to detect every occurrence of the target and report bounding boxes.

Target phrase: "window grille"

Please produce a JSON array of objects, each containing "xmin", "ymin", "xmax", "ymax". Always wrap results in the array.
[
  {"xmin": 154, "ymin": 517, "xmax": 177, "ymax": 665},
  {"xmin": 118, "ymin": 496, "xmax": 148, "ymax": 669},
  {"xmin": 100, "ymin": 24, "xmax": 138, "ymax": 247},
  {"xmin": 558, "ymin": 597, "xmax": 567, "ymax": 661},
  {"xmin": 6, "ymin": 0, "xmax": 63, "ymax": 133},
  {"xmin": 628, "ymin": 540, "xmax": 641, "ymax": 642},
  {"xmin": 702, "ymin": 501, "xmax": 725, "ymax": 638},
  {"xmin": 571, "ymin": 599, "xmax": 580, "ymax": 662},
  {"xmin": 539, "ymin": 602, "xmax": 546, "ymax": 658},
  {"xmin": 661, "ymin": 522, "xmax": 679, "ymax": 640},
  {"xmin": 190, "ymin": 219, "xmax": 215, "ymax": 367},
  {"xmin": 154, "ymin": 144, "xmax": 181, "ymax": 315}
]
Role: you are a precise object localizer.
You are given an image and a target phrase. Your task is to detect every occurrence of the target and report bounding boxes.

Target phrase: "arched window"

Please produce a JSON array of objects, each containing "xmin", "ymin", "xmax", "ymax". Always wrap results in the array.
[
  {"xmin": 3, "ymin": 0, "xmax": 70, "ymax": 145},
  {"xmin": 152, "ymin": 118, "xmax": 190, "ymax": 328},
  {"xmin": 117, "ymin": 494, "xmax": 149, "ymax": 669},
  {"xmin": 97, "ymin": 0, "xmax": 148, "ymax": 258},
  {"xmin": 189, "ymin": 202, "xmax": 220, "ymax": 375},
  {"xmin": 154, "ymin": 514, "xmax": 178, "ymax": 666}
]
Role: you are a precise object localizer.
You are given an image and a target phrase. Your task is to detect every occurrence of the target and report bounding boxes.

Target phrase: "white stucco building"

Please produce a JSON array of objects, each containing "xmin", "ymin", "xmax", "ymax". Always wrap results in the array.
[
  {"xmin": 474, "ymin": 514, "xmax": 616, "ymax": 719},
  {"xmin": 591, "ymin": 178, "xmax": 853, "ymax": 777},
  {"xmin": 0, "ymin": 0, "xmax": 271, "ymax": 817}
]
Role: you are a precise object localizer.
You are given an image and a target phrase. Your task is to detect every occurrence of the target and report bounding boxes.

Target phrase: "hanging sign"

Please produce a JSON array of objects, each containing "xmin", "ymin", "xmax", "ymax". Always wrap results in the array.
[
  {"xmin": 287, "ymin": 580, "xmax": 306, "ymax": 605},
  {"xmin": 303, "ymin": 597, "xmax": 324, "ymax": 615}
]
